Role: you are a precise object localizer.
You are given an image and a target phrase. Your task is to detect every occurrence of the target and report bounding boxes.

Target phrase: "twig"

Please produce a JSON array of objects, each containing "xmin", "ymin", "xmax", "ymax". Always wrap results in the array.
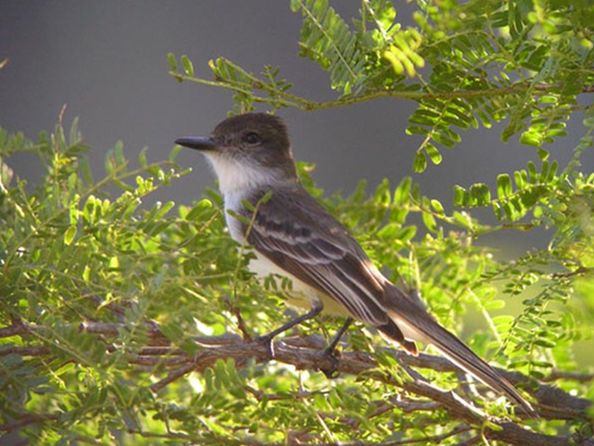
[
  {"xmin": 149, "ymin": 361, "xmax": 199, "ymax": 393},
  {"xmin": 454, "ymin": 435, "xmax": 482, "ymax": 446},
  {"xmin": 0, "ymin": 345, "xmax": 50, "ymax": 356},
  {"xmin": 0, "ymin": 322, "xmax": 31, "ymax": 338},
  {"xmin": 362, "ymin": 395, "xmax": 441, "ymax": 427},
  {"xmin": 245, "ymin": 386, "xmax": 321, "ymax": 402},
  {"xmin": 380, "ymin": 424, "xmax": 471, "ymax": 446},
  {"xmin": 551, "ymin": 267, "xmax": 593, "ymax": 279},
  {"xmin": 543, "ymin": 370, "xmax": 594, "ymax": 383},
  {"xmin": 0, "ymin": 413, "xmax": 59, "ymax": 432},
  {"xmin": 302, "ymin": 424, "xmax": 472, "ymax": 446},
  {"xmin": 224, "ymin": 294, "xmax": 253, "ymax": 341},
  {"xmin": 386, "ymin": 397, "xmax": 441, "ymax": 414},
  {"xmin": 129, "ymin": 355, "xmax": 188, "ymax": 367}
]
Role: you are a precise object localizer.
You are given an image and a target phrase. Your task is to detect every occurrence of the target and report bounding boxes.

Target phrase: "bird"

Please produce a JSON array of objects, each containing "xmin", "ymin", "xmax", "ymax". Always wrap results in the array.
[{"xmin": 175, "ymin": 112, "xmax": 534, "ymax": 415}]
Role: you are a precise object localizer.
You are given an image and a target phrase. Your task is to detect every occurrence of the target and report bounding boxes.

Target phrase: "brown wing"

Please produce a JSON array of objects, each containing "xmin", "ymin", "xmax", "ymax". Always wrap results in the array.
[{"xmin": 240, "ymin": 185, "xmax": 390, "ymax": 326}]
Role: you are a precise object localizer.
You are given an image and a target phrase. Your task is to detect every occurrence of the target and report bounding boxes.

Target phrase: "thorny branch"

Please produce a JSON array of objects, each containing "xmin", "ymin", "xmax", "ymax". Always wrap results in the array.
[{"xmin": 1, "ymin": 321, "xmax": 593, "ymax": 445}]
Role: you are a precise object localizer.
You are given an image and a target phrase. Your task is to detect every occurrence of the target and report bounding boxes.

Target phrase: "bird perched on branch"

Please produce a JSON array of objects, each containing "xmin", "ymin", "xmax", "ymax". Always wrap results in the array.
[{"xmin": 176, "ymin": 112, "xmax": 534, "ymax": 415}]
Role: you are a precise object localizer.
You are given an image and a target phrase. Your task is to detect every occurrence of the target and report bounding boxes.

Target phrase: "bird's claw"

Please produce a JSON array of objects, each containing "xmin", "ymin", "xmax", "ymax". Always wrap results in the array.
[
  {"xmin": 319, "ymin": 348, "xmax": 341, "ymax": 378},
  {"xmin": 255, "ymin": 335, "xmax": 275, "ymax": 358}
]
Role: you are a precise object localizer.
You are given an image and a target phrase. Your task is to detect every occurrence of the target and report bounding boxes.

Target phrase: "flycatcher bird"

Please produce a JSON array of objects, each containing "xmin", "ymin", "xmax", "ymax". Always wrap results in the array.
[{"xmin": 175, "ymin": 112, "xmax": 534, "ymax": 414}]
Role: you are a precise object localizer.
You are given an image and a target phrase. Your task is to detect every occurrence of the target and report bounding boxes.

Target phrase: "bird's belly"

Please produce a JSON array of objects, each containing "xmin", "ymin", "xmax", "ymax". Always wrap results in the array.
[{"xmin": 249, "ymin": 253, "xmax": 350, "ymax": 318}]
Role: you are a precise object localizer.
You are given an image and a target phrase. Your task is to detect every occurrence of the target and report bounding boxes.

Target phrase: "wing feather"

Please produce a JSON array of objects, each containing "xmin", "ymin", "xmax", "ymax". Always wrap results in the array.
[{"xmin": 241, "ymin": 186, "xmax": 389, "ymax": 326}]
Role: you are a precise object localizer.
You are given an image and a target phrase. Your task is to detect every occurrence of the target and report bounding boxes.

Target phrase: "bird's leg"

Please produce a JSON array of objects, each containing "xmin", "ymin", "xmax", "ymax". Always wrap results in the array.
[
  {"xmin": 256, "ymin": 301, "xmax": 323, "ymax": 358},
  {"xmin": 320, "ymin": 318, "xmax": 353, "ymax": 378},
  {"xmin": 325, "ymin": 318, "xmax": 353, "ymax": 356}
]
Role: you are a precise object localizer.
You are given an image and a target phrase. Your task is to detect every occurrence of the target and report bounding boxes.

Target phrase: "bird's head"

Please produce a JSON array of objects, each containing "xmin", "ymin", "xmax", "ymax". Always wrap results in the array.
[{"xmin": 176, "ymin": 113, "xmax": 297, "ymax": 195}]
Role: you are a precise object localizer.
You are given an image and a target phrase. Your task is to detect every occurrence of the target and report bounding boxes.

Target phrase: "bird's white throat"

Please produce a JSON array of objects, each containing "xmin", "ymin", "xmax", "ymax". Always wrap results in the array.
[
  {"xmin": 203, "ymin": 152, "xmax": 286, "ymax": 196},
  {"xmin": 202, "ymin": 152, "xmax": 281, "ymax": 243}
]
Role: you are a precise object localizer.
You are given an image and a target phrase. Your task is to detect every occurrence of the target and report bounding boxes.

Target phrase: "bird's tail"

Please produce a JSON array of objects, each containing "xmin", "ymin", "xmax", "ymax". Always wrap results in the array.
[{"xmin": 383, "ymin": 285, "xmax": 535, "ymax": 416}]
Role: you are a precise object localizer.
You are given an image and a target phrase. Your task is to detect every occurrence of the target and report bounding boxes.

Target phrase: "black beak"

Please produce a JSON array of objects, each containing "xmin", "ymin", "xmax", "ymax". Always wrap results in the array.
[{"xmin": 175, "ymin": 136, "xmax": 217, "ymax": 151}]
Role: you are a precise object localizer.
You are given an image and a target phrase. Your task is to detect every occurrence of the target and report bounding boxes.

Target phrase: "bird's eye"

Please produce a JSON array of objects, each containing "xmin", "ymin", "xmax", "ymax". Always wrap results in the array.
[{"xmin": 243, "ymin": 132, "xmax": 262, "ymax": 145}]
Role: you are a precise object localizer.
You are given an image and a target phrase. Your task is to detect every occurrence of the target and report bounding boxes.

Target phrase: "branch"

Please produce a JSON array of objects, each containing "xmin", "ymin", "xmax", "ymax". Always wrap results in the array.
[
  {"xmin": 0, "ymin": 345, "xmax": 49, "ymax": 356},
  {"xmin": 0, "ymin": 319, "xmax": 31, "ymax": 338},
  {"xmin": 170, "ymin": 70, "xmax": 594, "ymax": 113},
  {"xmin": 3, "ymin": 322, "xmax": 593, "ymax": 445},
  {"xmin": 544, "ymin": 370, "xmax": 594, "ymax": 383},
  {"xmin": 295, "ymin": 424, "xmax": 472, "ymax": 446},
  {"xmin": 0, "ymin": 413, "xmax": 59, "ymax": 432},
  {"xmin": 551, "ymin": 266, "xmax": 594, "ymax": 279}
]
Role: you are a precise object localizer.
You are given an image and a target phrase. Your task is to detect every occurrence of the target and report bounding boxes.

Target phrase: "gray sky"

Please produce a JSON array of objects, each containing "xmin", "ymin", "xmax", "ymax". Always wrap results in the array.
[{"xmin": 1, "ymin": 1, "xmax": 591, "ymax": 252}]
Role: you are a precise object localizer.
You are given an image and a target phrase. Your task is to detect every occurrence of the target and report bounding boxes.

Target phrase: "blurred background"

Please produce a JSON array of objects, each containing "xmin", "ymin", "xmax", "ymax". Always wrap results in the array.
[{"xmin": 1, "ymin": 1, "xmax": 591, "ymax": 255}]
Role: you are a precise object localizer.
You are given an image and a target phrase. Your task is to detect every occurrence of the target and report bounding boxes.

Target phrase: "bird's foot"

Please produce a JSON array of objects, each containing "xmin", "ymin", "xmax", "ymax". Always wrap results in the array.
[
  {"xmin": 319, "ymin": 347, "xmax": 341, "ymax": 378},
  {"xmin": 402, "ymin": 340, "xmax": 418, "ymax": 356},
  {"xmin": 255, "ymin": 334, "xmax": 276, "ymax": 359}
]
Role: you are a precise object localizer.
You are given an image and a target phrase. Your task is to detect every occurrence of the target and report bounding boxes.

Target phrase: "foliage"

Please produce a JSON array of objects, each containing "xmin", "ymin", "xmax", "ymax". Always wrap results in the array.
[{"xmin": 2, "ymin": 0, "xmax": 594, "ymax": 445}]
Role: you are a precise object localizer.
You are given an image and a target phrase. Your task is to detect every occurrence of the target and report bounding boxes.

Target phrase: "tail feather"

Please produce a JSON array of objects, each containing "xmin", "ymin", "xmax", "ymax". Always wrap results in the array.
[{"xmin": 384, "ymin": 287, "xmax": 535, "ymax": 416}]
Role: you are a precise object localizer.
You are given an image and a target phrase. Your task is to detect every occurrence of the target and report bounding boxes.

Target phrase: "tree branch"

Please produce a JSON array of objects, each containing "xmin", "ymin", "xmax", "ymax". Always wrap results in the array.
[
  {"xmin": 296, "ymin": 424, "xmax": 472, "ymax": 446},
  {"xmin": 2, "ymin": 321, "xmax": 593, "ymax": 445},
  {"xmin": 551, "ymin": 266, "xmax": 594, "ymax": 279},
  {"xmin": 544, "ymin": 370, "xmax": 594, "ymax": 383},
  {"xmin": 0, "ymin": 414, "xmax": 59, "ymax": 432},
  {"xmin": 169, "ymin": 70, "xmax": 594, "ymax": 113}
]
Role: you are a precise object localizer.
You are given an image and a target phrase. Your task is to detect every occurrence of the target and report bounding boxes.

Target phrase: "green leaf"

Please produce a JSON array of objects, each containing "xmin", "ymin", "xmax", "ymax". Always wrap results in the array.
[
  {"xmin": 453, "ymin": 185, "xmax": 468, "ymax": 207},
  {"xmin": 413, "ymin": 151, "xmax": 427, "ymax": 173},
  {"xmin": 422, "ymin": 210, "xmax": 437, "ymax": 232},
  {"xmin": 533, "ymin": 338, "xmax": 556, "ymax": 348},
  {"xmin": 393, "ymin": 176, "xmax": 412, "ymax": 206},
  {"xmin": 167, "ymin": 52, "xmax": 177, "ymax": 71},
  {"xmin": 424, "ymin": 143, "xmax": 442, "ymax": 165},
  {"xmin": 537, "ymin": 148, "xmax": 549, "ymax": 161},
  {"xmin": 181, "ymin": 54, "xmax": 195, "ymax": 76},
  {"xmin": 430, "ymin": 199, "xmax": 444, "ymax": 214},
  {"xmin": 169, "ymin": 144, "xmax": 183, "ymax": 162},
  {"xmin": 496, "ymin": 174, "xmax": 512, "ymax": 199},
  {"xmin": 63, "ymin": 226, "xmax": 77, "ymax": 246},
  {"xmin": 396, "ymin": 225, "xmax": 417, "ymax": 242},
  {"xmin": 138, "ymin": 147, "xmax": 149, "ymax": 168},
  {"xmin": 469, "ymin": 183, "xmax": 491, "ymax": 206}
]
